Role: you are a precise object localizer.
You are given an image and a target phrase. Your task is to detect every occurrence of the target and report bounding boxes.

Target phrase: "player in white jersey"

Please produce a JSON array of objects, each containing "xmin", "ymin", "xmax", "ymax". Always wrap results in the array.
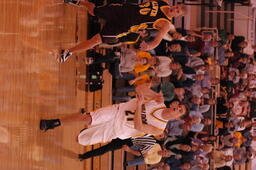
[{"xmin": 40, "ymin": 85, "xmax": 187, "ymax": 146}]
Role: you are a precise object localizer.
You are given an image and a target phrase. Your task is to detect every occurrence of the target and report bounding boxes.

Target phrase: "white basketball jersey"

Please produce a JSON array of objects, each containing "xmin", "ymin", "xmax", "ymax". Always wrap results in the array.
[
  {"xmin": 143, "ymin": 100, "xmax": 168, "ymax": 130},
  {"xmin": 122, "ymin": 99, "xmax": 168, "ymax": 130}
]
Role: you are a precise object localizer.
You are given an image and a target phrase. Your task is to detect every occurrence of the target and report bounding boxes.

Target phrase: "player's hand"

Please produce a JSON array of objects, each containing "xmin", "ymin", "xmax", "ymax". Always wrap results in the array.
[
  {"xmin": 155, "ymin": 92, "xmax": 164, "ymax": 103},
  {"xmin": 136, "ymin": 92, "xmax": 145, "ymax": 105},
  {"xmin": 139, "ymin": 41, "xmax": 150, "ymax": 51}
]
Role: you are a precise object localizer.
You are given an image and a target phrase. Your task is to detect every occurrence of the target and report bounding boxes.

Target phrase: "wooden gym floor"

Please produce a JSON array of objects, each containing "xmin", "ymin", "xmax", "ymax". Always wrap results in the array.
[
  {"xmin": 0, "ymin": 0, "xmax": 134, "ymax": 170},
  {"xmin": 0, "ymin": 0, "xmax": 253, "ymax": 170},
  {"xmin": 0, "ymin": 0, "xmax": 89, "ymax": 169}
]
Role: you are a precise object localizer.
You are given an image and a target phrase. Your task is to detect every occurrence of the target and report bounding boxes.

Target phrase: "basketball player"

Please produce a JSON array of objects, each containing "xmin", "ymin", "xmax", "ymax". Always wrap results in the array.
[
  {"xmin": 59, "ymin": 0, "xmax": 187, "ymax": 62},
  {"xmin": 40, "ymin": 85, "xmax": 187, "ymax": 145}
]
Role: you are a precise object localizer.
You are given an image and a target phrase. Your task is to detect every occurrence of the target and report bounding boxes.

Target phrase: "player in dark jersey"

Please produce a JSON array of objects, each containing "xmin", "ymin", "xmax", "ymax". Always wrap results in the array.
[{"xmin": 59, "ymin": 1, "xmax": 187, "ymax": 62}]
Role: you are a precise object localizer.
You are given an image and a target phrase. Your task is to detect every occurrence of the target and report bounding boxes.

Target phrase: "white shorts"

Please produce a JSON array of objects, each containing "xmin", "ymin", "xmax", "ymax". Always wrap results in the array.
[{"xmin": 78, "ymin": 99, "xmax": 141, "ymax": 145}]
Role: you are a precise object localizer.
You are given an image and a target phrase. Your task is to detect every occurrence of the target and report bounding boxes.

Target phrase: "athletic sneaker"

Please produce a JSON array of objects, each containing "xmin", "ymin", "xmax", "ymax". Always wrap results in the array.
[
  {"xmin": 40, "ymin": 119, "xmax": 61, "ymax": 131},
  {"xmin": 59, "ymin": 49, "xmax": 72, "ymax": 63},
  {"xmin": 215, "ymin": 0, "xmax": 223, "ymax": 7},
  {"xmin": 64, "ymin": 0, "xmax": 81, "ymax": 5}
]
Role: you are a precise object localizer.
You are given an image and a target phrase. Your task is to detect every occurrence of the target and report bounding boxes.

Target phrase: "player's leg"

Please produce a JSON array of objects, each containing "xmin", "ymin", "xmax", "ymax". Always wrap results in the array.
[
  {"xmin": 40, "ymin": 109, "xmax": 92, "ymax": 131},
  {"xmin": 59, "ymin": 34, "xmax": 102, "ymax": 62},
  {"xmin": 77, "ymin": 104, "xmax": 129, "ymax": 145},
  {"xmin": 80, "ymin": 0, "xmax": 96, "ymax": 16},
  {"xmin": 59, "ymin": 5, "xmax": 123, "ymax": 62},
  {"xmin": 79, "ymin": 138, "xmax": 132, "ymax": 160}
]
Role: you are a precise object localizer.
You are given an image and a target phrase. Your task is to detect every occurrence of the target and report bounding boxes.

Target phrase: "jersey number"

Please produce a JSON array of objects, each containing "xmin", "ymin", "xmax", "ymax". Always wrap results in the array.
[
  {"xmin": 139, "ymin": 2, "xmax": 159, "ymax": 17},
  {"xmin": 125, "ymin": 110, "xmax": 147, "ymax": 124}
]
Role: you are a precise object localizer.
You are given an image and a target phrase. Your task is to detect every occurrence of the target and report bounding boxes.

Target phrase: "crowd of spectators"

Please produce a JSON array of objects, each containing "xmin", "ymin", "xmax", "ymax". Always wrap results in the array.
[{"xmin": 86, "ymin": 23, "xmax": 256, "ymax": 169}]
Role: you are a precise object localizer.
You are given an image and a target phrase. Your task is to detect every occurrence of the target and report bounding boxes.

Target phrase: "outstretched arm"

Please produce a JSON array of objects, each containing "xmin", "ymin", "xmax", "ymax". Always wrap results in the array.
[
  {"xmin": 140, "ymin": 20, "xmax": 172, "ymax": 51},
  {"xmin": 136, "ymin": 84, "xmax": 164, "ymax": 103},
  {"xmin": 134, "ymin": 92, "xmax": 163, "ymax": 135}
]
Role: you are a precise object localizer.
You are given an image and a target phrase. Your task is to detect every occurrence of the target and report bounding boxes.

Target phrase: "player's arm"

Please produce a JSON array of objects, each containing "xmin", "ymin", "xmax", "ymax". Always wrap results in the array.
[
  {"xmin": 136, "ymin": 84, "xmax": 164, "ymax": 103},
  {"xmin": 134, "ymin": 93, "xmax": 163, "ymax": 135},
  {"xmin": 163, "ymin": 33, "xmax": 174, "ymax": 41},
  {"xmin": 163, "ymin": 24, "xmax": 176, "ymax": 41},
  {"xmin": 140, "ymin": 20, "xmax": 172, "ymax": 51}
]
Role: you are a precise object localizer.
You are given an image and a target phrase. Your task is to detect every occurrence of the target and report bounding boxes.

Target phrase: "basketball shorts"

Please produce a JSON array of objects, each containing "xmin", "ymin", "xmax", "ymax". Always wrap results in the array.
[
  {"xmin": 94, "ymin": 4, "xmax": 131, "ymax": 44},
  {"xmin": 78, "ymin": 99, "xmax": 141, "ymax": 145}
]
